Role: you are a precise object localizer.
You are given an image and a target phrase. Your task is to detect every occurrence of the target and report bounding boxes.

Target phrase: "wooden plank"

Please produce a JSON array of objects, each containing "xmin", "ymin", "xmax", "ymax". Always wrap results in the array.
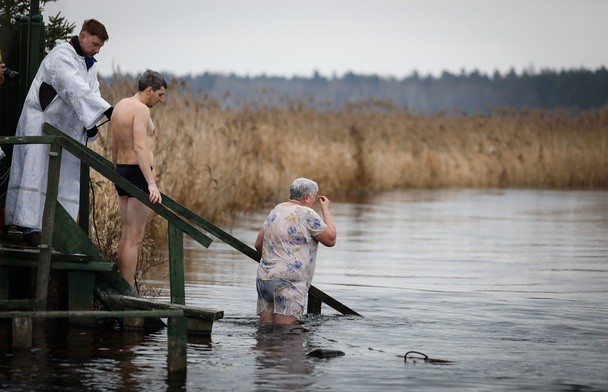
[
  {"xmin": 107, "ymin": 294, "xmax": 224, "ymax": 321},
  {"xmin": 0, "ymin": 299, "xmax": 40, "ymax": 310},
  {"xmin": 185, "ymin": 318, "xmax": 214, "ymax": 335},
  {"xmin": 0, "ymin": 310, "xmax": 184, "ymax": 318},
  {"xmin": 52, "ymin": 202, "xmax": 128, "ymax": 272},
  {"xmin": 68, "ymin": 270, "xmax": 95, "ymax": 325},
  {"xmin": 107, "ymin": 294, "xmax": 221, "ymax": 335},
  {"xmin": 168, "ymin": 223, "xmax": 185, "ymax": 305},
  {"xmin": 35, "ymin": 142, "xmax": 62, "ymax": 310},
  {"xmin": 309, "ymin": 285, "xmax": 361, "ymax": 317},
  {"xmin": 0, "ymin": 258, "xmax": 115, "ymax": 272},
  {"xmin": 52, "ymin": 203, "xmax": 112, "ymax": 264},
  {"xmin": 0, "ymin": 246, "xmax": 91, "ymax": 262},
  {"xmin": 0, "ymin": 135, "xmax": 56, "ymax": 145}
]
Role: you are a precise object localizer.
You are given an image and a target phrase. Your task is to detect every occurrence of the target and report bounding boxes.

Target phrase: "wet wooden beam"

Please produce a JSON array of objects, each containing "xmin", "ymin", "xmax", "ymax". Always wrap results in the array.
[
  {"xmin": 35, "ymin": 141, "xmax": 62, "ymax": 310},
  {"xmin": 0, "ymin": 258, "xmax": 115, "ymax": 271},
  {"xmin": 12, "ymin": 317, "xmax": 32, "ymax": 348},
  {"xmin": 307, "ymin": 292, "xmax": 322, "ymax": 315},
  {"xmin": 0, "ymin": 309, "xmax": 184, "ymax": 318},
  {"xmin": 107, "ymin": 295, "xmax": 223, "ymax": 320},
  {"xmin": 0, "ymin": 299, "xmax": 40, "ymax": 310},
  {"xmin": 168, "ymin": 223, "xmax": 185, "ymax": 305},
  {"xmin": 167, "ymin": 316, "xmax": 187, "ymax": 374},
  {"xmin": 107, "ymin": 294, "xmax": 223, "ymax": 335},
  {"xmin": 0, "ymin": 135, "xmax": 56, "ymax": 145},
  {"xmin": 309, "ymin": 286, "xmax": 361, "ymax": 317}
]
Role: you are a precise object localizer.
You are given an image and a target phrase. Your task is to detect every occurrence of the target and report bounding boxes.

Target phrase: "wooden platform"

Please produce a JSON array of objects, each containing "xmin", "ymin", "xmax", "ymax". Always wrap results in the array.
[{"xmin": 0, "ymin": 228, "xmax": 223, "ymax": 335}]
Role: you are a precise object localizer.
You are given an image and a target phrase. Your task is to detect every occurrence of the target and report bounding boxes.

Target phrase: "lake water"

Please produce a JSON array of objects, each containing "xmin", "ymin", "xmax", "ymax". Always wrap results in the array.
[{"xmin": 1, "ymin": 189, "xmax": 607, "ymax": 391}]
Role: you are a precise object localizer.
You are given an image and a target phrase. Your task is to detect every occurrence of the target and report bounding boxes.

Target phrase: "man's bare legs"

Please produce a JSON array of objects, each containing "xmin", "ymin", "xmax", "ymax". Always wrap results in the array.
[{"xmin": 117, "ymin": 195, "xmax": 151, "ymax": 287}]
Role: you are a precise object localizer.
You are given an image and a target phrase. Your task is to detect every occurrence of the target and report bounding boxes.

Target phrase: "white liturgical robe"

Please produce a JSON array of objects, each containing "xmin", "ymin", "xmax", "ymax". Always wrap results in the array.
[{"xmin": 5, "ymin": 41, "xmax": 110, "ymax": 230}]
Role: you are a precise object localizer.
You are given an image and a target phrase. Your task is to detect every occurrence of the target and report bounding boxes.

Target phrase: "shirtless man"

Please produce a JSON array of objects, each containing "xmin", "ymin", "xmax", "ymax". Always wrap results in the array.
[{"xmin": 110, "ymin": 70, "xmax": 167, "ymax": 287}]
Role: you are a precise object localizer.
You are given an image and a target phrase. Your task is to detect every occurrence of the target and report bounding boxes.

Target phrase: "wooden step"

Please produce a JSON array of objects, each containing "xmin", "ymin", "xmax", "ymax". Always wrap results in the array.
[{"xmin": 107, "ymin": 294, "xmax": 223, "ymax": 335}]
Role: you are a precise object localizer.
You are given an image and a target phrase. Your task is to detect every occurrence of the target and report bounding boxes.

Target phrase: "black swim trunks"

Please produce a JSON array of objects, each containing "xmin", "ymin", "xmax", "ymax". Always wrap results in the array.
[{"xmin": 115, "ymin": 164, "xmax": 149, "ymax": 197}]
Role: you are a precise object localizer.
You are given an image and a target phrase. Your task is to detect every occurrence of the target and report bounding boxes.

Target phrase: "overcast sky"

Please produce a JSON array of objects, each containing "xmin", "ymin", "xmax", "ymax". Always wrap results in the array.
[{"xmin": 44, "ymin": 0, "xmax": 608, "ymax": 79}]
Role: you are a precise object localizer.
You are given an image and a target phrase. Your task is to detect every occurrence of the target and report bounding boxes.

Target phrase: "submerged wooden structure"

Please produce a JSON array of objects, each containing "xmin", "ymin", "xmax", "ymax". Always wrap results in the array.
[{"xmin": 0, "ymin": 124, "xmax": 360, "ymax": 375}]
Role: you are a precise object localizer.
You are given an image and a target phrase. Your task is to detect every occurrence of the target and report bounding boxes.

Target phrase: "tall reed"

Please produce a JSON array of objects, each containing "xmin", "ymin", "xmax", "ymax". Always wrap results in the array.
[{"xmin": 89, "ymin": 77, "xmax": 608, "ymax": 278}]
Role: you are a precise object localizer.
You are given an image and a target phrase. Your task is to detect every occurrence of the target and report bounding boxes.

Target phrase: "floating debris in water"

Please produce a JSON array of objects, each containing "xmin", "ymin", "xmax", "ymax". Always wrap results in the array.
[
  {"xmin": 403, "ymin": 351, "xmax": 454, "ymax": 365},
  {"xmin": 306, "ymin": 349, "xmax": 346, "ymax": 358}
]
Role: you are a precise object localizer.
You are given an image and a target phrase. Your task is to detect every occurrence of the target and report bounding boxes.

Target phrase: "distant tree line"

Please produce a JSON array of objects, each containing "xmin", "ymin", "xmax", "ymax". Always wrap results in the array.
[{"xmin": 166, "ymin": 67, "xmax": 608, "ymax": 114}]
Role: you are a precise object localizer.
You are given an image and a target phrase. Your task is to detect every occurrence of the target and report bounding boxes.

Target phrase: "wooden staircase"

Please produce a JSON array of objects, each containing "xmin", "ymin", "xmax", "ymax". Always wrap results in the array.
[{"xmin": 0, "ymin": 123, "xmax": 359, "ymax": 375}]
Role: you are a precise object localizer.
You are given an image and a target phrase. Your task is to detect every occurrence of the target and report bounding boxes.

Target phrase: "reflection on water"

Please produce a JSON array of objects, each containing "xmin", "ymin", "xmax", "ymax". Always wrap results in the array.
[
  {"xmin": 253, "ymin": 325, "xmax": 315, "ymax": 391},
  {"xmin": 1, "ymin": 189, "xmax": 607, "ymax": 391}
]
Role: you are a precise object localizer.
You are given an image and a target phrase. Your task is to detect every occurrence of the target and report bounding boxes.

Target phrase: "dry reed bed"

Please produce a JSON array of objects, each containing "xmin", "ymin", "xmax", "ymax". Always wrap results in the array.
[{"xmin": 89, "ymin": 77, "xmax": 608, "ymax": 276}]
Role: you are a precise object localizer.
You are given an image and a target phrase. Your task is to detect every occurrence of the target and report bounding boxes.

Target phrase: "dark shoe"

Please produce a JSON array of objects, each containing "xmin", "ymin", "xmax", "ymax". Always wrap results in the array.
[{"xmin": 21, "ymin": 231, "xmax": 41, "ymax": 247}]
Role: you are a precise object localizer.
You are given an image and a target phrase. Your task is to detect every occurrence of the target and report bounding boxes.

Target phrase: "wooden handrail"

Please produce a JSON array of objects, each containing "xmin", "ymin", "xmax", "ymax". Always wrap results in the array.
[
  {"xmin": 0, "ymin": 124, "xmax": 360, "ymax": 316},
  {"xmin": 43, "ymin": 124, "xmax": 213, "ymax": 249}
]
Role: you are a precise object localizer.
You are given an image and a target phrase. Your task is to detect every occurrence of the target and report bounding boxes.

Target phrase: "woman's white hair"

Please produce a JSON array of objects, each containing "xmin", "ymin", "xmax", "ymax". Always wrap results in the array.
[{"xmin": 289, "ymin": 178, "xmax": 319, "ymax": 201}]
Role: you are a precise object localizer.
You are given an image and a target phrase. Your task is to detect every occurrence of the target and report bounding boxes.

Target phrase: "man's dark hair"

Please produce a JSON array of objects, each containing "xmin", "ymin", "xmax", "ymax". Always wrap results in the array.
[
  {"xmin": 81, "ymin": 19, "xmax": 109, "ymax": 41},
  {"xmin": 137, "ymin": 70, "xmax": 168, "ymax": 92}
]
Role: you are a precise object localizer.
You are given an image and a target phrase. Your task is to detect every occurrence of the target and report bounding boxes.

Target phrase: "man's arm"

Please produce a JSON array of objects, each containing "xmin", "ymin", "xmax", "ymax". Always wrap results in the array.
[{"xmin": 132, "ymin": 105, "xmax": 161, "ymax": 204}]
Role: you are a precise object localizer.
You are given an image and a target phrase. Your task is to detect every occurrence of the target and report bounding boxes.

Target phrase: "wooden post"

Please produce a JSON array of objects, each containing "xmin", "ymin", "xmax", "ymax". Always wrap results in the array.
[
  {"xmin": 307, "ymin": 291, "xmax": 322, "ymax": 315},
  {"xmin": 168, "ymin": 223, "xmax": 185, "ymax": 306},
  {"xmin": 0, "ymin": 267, "xmax": 8, "ymax": 300},
  {"xmin": 35, "ymin": 141, "xmax": 62, "ymax": 310},
  {"xmin": 12, "ymin": 317, "xmax": 32, "ymax": 348},
  {"xmin": 167, "ymin": 315, "xmax": 187, "ymax": 375},
  {"xmin": 0, "ymin": 267, "xmax": 8, "ymax": 332},
  {"xmin": 167, "ymin": 222, "xmax": 187, "ymax": 375},
  {"xmin": 68, "ymin": 270, "xmax": 95, "ymax": 325},
  {"xmin": 79, "ymin": 161, "xmax": 90, "ymax": 235}
]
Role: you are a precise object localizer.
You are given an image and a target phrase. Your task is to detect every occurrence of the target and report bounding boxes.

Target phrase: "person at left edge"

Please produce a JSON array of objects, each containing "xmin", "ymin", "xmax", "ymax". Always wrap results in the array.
[
  {"xmin": 4, "ymin": 19, "xmax": 113, "ymax": 247},
  {"xmin": 0, "ymin": 61, "xmax": 5, "ymax": 161}
]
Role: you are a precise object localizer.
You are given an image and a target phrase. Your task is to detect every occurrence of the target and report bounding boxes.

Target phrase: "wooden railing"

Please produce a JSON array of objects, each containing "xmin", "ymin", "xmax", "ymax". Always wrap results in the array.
[{"xmin": 1, "ymin": 123, "xmax": 360, "ymax": 316}]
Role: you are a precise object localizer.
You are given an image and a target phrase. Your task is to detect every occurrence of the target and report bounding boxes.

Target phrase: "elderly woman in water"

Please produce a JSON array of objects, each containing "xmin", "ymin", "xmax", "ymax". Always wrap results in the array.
[{"xmin": 254, "ymin": 177, "xmax": 337, "ymax": 325}]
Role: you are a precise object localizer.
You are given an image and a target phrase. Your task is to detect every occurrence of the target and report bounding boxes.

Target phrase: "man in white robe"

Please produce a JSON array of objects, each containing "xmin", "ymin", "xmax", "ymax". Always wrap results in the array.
[{"xmin": 4, "ymin": 19, "xmax": 112, "ymax": 246}]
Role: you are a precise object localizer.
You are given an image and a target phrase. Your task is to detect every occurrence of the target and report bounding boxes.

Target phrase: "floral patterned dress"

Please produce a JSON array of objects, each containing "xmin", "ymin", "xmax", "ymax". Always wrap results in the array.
[{"xmin": 256, "ymin": 202, "xmax": 327, "ymax": 317}]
